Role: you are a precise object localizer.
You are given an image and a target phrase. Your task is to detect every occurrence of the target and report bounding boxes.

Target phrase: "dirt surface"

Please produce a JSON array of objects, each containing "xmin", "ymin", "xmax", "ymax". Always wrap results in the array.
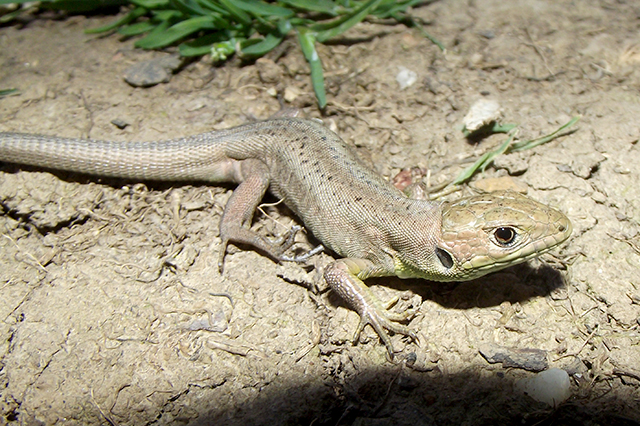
[{"xmin": 1, "ymin": 1, "xmax": 640, "ymax": 425}]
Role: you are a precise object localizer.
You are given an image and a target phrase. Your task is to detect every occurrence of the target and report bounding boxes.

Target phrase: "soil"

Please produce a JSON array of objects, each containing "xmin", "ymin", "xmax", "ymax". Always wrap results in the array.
[{"xmin": 1, "ymin": 0, "xmax": 640, "ymax": 425}]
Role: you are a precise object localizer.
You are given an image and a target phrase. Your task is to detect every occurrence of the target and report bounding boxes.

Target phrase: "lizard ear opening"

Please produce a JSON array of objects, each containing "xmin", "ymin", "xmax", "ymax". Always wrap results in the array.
[{"xmin": 436, "ymin": 247, "xmax": 454, "ymax": 269}]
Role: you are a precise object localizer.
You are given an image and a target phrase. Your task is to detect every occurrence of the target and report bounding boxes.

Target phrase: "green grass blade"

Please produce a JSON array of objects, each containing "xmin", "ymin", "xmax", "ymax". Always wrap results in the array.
[
  {"xmin": 131, "ymin": 0, "xmax": 170, "ymax": 7},
  {"xmin": 510, "ymin": 116, "xmax": 580, "ymax": 152},
  {"xmin": 85, "ymin": 6, "xmax": 148, "ymax": 34},
  {"xmin": 313, "ymin": 0, "xmax": 383, "ymax": 42},
  {"xmin": 170, "ymin": 0, "xmax": 207, "ymax": 16},
  {"xmin": 0, "ymin": 8, "xmax": 25, "ymax": 23},
  {"xmin": 179, "ymin": 31, "xmax": 229, "ymax": 56},
  {"xmin": 118, "ymin": 20, "xmax": 157, "ymax": 36},
  {"xmin": 461, "ymin": 122, "xmax": 516, "ymax": 138},
  {"xmin": 278, "ymin": 0, "xmax": 339, "ymax": 14},
  {"xmin": 134, "ymin": 18, "xmax": 172, "ymax": 48},
  {"xmin": 372, "ymin": 0, "xmax": 423, "ymax": 18},
  {"xmin": 277, "ymin": 18, "xmax": 293, "ymax": 35},
  {"xmin": 135, "ymin": 15, "xmax": 219, "ymax": 49},
  {"xmin": 151, "ymin": 9, "xmax": 183, "ymax": 20},
  {"xmin": 452, "ymin": 133, "xmax": 515, "ymax": 185},
  {"xmin": 197, "ymin": 0, "xmax": 228, "ymax": 15},
  {"xmin": 219, "ymin": 0, "xmax": 252, "ymax": 25},
  {"xmin": 394, "ymin": 12, "xmax": 445, "ymax": 52},
  {"xmin": 297, "ymin": 28, "xmax": 326, "ymax": 108},
  {"xmin": 239, "ymin": 32, "xmax": 284, "ymax": 57},
  {"xmin": 452, "ymin": 116, "xmax": 579, "ymax": 185},
  {"xmin": 232, "ymin": 0, "xmax": 294, "ymax": 18},
  {"xmin": 0, "ymin": 88, "xmax": 18, "ymax": 98}
]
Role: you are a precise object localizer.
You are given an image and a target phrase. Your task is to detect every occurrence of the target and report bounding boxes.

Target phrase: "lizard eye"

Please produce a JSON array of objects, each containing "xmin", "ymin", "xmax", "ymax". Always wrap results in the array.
[
  {"xmin": 436, "ymin": 247, "xmax": 454, "ymax": 269},
  {"xmin": 494, "ymin": 227, "xmax": 517, "ymax": 246}
]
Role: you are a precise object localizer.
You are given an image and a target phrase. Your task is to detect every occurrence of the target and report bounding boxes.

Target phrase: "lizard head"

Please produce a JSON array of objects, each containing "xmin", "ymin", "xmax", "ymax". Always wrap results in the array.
[{"xmin": 394, "ymin": 190, "xmax": 572, "ymax": 282}]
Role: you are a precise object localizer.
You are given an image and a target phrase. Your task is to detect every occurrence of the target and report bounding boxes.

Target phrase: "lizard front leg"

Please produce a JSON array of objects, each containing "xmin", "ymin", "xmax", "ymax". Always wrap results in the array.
[
  {"xmin": 218, "ymin": 159, "xmax": 299, "ymax": 271},
  {"xmin": 324, "ymin": 258, "xmax": 418, "ymax": 359}
]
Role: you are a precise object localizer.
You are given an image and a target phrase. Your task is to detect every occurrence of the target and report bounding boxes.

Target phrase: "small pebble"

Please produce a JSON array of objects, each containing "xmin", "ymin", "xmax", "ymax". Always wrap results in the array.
[
  {"xmin": 283, "ymin": 86, "xmax": 302, "ymax": 103},
  {"xmin": 479, "ymin": 30, "xmax": 496, "ymax": 39},
  {"xmin": 479, "ymin": 343, "xmax": 548, "ymax": 372},
  {"xmin": 462, "ymin": 99, "xmax": 502, "ymax": 133},
  {"xmin": 518, "ymin": 368, "xmax": 571, "ymax": 406},
  {"xmin": 396, "ymin": 66, "xmax": 418, "ymax": 90},
  {"xmin": 255, "ymin": 57, "xmax": 282, "ymax": 85},
  {"xmin": 124, "ymin": 54, "xmax": 183, "ymax": 87},
  {"xmin": 111, "ymin": 118, "xmax": 129, "ymax": 129}
]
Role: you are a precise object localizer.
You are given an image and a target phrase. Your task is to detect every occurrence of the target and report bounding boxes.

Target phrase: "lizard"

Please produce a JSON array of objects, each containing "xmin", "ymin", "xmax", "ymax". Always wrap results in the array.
[{"xmin": 0, "ymin": 117, "xmax": 572, "ymax": 358}]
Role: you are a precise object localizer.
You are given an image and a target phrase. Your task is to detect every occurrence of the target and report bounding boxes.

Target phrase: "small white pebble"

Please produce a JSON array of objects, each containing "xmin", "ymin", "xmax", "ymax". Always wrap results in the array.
[
  {"xmin": 396, "ymin": 66, "xmax": 418, "ymax": 90},
  {"xmin": 283, "ymin": 86, "xmax": 302, "ymax": 103},
  {"xmin": 462, "ymin": 99, "xmax": 502, "ymax": 132},
  {"xmin": 266, "ymin": 87, "xmax": 278, "ymax": 97},
  {"xmin": 518, "ymin": 368, "xmax": 571, "ymax": 406}
]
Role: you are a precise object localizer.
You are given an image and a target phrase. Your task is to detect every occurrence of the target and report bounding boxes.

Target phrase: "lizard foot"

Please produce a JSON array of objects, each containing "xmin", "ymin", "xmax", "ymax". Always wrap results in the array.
[
  {"xmin": 353, "ymin": 297, "xmax": 418, "ymax": 360},
  {"xmin": 324, "ymin": 259, "xmax": 419, "ymax": 360},
  {"xmin": 218, "ymin": 225, "xmax": 303, "ymax": 272},
  {"xmin": 271, "ymin": 225, "xmax": 302, "ymax": 257}
]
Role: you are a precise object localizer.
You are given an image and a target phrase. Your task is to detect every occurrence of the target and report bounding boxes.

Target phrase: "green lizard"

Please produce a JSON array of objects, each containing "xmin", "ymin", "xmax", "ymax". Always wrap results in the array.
[{"xmin": 0, "ymin": 117, "xmax": 571, "ymax": 358}]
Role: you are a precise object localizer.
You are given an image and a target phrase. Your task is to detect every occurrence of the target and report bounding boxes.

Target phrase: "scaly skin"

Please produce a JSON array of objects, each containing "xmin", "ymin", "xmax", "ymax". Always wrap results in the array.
[{"xmin": 0, "ymin": 117, "xmax": 572, "ymax": 358}]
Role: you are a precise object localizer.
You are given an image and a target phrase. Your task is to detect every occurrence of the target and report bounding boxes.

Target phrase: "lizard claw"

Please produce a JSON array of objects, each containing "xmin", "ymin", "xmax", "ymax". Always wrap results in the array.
[
  {"xmin": 272, "ymin": 225, "xmax": 302, "ymax": 250},
  {"xmin": 280, "ymin": 244, "xmax": 324, "ymax": 262}
]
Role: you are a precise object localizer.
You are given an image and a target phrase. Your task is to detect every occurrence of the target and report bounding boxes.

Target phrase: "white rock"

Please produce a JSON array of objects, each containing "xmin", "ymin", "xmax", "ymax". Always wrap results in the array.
[
  {"xmin": 396, "ymin": 66, "xmax": 418, "ymax": 90},
  {"xmin": 462, "ymin": 98, "xmax": 502, "ymax": 132},
  {"xmin": 283, "ymin": 86, "xmax": 302, "ymax": 103},
  {"xmin": 518, "ymin": 368, "xmax": 571, "ymax": 406}
]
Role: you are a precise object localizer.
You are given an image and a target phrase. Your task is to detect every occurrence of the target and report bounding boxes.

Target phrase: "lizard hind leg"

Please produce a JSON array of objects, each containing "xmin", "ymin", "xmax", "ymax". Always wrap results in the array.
[
  {"xmin": 217, "ymin": 159, "xmax": 299, "ymax": 272},
  {"xmin": 324, "ymin": 259, "xmax": 419, "ymax": 360}
]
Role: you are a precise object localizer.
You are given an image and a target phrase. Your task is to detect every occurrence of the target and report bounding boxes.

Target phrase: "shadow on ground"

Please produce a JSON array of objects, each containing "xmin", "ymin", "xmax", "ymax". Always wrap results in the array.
[{"xmin": 187, "ymin": 366, "xmax": 639, "ymax": 426}]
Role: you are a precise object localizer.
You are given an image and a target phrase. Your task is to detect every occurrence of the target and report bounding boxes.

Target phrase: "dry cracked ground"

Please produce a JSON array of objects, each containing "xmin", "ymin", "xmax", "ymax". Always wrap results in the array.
[{"xmin": 1, "ymin": 0, "xmax": 640, "ymax": 425}]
